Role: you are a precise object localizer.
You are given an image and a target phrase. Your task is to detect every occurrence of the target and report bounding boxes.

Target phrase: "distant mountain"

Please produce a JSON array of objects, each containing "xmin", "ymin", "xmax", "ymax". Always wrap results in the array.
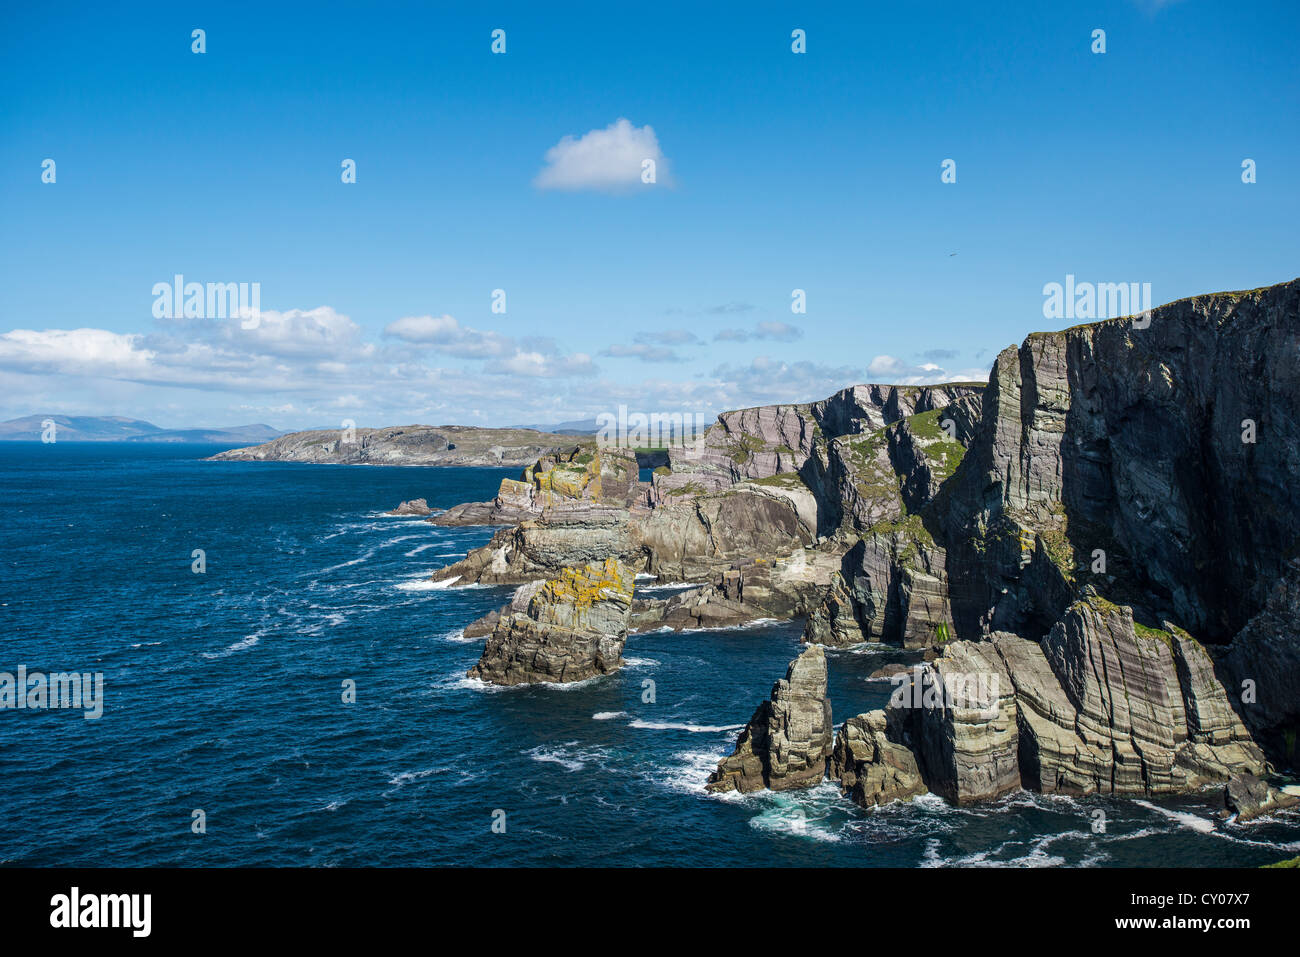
[
  {"xmin": 0, "ymin": 415, "xmax": 283, "ymax": 444},
  {"xmin": 122, "ymin": 424, "xmax": 283, "ymax": 444},
  {"xmin": 508, "ymin": 418, "xmax": 600, "ymax": 435}
]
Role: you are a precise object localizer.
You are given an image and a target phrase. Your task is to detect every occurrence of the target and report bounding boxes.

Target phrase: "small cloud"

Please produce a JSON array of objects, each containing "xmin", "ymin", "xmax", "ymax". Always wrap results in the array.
[
  {"xmin": 484, "ymin": 351, "xmax": 597, "ymax": 378},
  {"xmin": 707, "ymin": 302, "xmax": 755, "ymax": 315},
  {"xmin": 635, "ymin": 329, "xmax": 700, "ymax": 346},
  {"xmin": 534, "ymin": 118, "xmax": 670, "ymax": 193},
  {"xmin": 918, "ymin": 348, "xmax": 959, "ymax": 361},
  {"xmin": 383, "ymin": 314, "xmax": 513, "ymax": 358},
  {"xmin": 714, "ymin": 321, "xmax": 803, "ymax": 343},
  {"xmin": 754, "ymin": 321, "xmax": 801, "ymax": 342},
  {"xmin": 599, "ymin": 343, "xmax": 683, "ymax": 363}
]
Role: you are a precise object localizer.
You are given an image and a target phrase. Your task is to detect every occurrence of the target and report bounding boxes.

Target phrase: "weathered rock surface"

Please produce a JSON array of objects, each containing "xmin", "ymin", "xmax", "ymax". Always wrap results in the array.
[
  {"xmin": 432, "ymin": 447, "xmax": 643, "ymax": 526},
  {"xmin": 208, "ymin": 424, "xmax": 588, "ymax": 467},
  {"xmin": 467, "ymin": 559, "xmax": 635, "ymax": 685},
  {"xmin": 386, "ymin": 498, "xmax": 432, "ymax": 516},
  {"xmin": 1222, "ymin": 773, "xmax": 1300, "ymax": 822},
  {"xmin": 838, "ymin": 596, "xmax": 1269, "ymax": 805},
  {"xmin": 830, "ymin": 710, "xmax": 927, "ymax": 807},
  {"xmin": 1221, "ymin": 559, "xmax": 1300, "ymax": 767},
  {"xmin": 432, "ymin": 504, "xmax": 645, "ymax": 586},
  {"xmin": 804, "ymin": 520, "xmax": 955, "ymax": 649},
  {"xmin": 996, "ymin": 598, "xmax": 1265, "ymax": 796},
  {"xmin": 706, "ymin": 645, "xmax": 833, "ymax": 793},
  {"xmin": 938, "ymin": 280, "xmax": 1300, "ymax": 647}
]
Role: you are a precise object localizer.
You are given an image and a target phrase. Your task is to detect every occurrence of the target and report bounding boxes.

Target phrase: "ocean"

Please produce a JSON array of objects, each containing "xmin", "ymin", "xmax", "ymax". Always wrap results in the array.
[{"xmin": 2, "ymin": 442, "xmax": 1297, "ymax": 867}]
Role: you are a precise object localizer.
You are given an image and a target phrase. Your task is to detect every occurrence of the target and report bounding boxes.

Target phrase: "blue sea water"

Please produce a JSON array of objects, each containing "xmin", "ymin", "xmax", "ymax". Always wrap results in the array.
[{"xmin": 1, "ymin": 442, "xmax": 1298, "ymax": 867}]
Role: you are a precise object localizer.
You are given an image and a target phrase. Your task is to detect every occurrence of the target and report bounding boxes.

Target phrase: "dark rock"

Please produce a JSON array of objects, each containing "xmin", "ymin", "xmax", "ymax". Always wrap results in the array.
[
  {"xmin": 1223, "ymin": 773, "xmax": 1300, "ymax": 822},
  {"xmin": 706, "ymin": 645, "xmax": 833, "ymax": 793}
]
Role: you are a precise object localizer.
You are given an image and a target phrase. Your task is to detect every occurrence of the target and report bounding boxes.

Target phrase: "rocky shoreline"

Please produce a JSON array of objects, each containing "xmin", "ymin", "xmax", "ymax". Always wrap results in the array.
[{"xmin": 398, "ymin": 279, "xmax": 1300, "ymax": 821}]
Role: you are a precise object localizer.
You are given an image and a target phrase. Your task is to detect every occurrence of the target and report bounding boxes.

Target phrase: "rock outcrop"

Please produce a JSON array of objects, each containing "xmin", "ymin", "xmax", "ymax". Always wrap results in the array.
[
  {"xmin": 208, "ymin": 424, "xmax": 587, "ymax": 467},
  {"xmin": 1222, "ymin": 773, "xmax": 1300, "ymax": 822},
  {"xmin": 386, "ymin": 498, "xmax": 432, "ymax": 516},
  {"xmin": 467, "ymin": 558, "xmax": 636, "ymax": 685},
  {"xmin": 830, "ymin": 710, "xmax": 927, "ymax": 807},
  {"xmin": 432, "ymin": 447, "xmax": 643, "ymax": 526},
  {"xmin": 706, "ymin": 645, "xmax": 834, "ymax": 794}
]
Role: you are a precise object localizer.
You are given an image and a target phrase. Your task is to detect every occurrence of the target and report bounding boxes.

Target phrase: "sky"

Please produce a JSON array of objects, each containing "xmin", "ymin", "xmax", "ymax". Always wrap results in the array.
[{"xmin": 1, "ymin": 0, "xmax": 1297, "ymax": 430}]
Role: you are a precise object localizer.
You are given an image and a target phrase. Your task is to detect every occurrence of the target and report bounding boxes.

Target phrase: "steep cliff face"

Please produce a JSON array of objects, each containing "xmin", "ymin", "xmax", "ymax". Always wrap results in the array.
[
  {"xmin": 837, "ymin": 596, "xmax": 1267, "ymax": 804},
  {"xmin": 1221, "ymin": 558, "xmax": 1300, "ymax": 762},
  {"xmin": 939, "ymin": 281, "xmax": 1300, "ymax": 645}
]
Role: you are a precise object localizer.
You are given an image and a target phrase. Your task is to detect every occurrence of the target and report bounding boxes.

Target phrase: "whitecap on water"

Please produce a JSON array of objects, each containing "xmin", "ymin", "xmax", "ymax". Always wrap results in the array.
[
  {"xmin": 395, "ymin": 576, "xmax": 456, "ymax": 592},
  {"xmin": 521, "ymin": 743, "xmax": 611, "ymax": 773},
  {"xmin": 628, "ymin": 719, "xmax": 743, "ymax": 734},
  {"xmin": 201, "ymin": 633, "xmax": 263, "ymax": 659}
]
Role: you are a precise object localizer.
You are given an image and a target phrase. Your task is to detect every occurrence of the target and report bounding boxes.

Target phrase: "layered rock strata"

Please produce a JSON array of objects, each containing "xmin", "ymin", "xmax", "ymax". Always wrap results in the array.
[
  {"xmin": 467, "ymin": 558, "xmax": 635, "ymax": 685},
  {"xmin": 706, "ymin": 645, "xmax": 834, "ymax": 793}
]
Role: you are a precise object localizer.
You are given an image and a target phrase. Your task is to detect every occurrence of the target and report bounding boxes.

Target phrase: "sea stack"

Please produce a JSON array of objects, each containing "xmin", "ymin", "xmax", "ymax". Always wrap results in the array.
[
  {"xmin": 467, "ymin": 558, "xmax": 635, "ymax": 685},
  {"xmin": 706, "ymin": 644, "xmax": 833, "ymax": 794}
]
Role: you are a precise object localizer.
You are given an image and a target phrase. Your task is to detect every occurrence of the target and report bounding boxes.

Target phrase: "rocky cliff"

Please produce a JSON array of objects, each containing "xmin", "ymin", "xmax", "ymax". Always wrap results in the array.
[{"xmin": 432, "ymin": 277, "xmax": 1300, "ymax": 810}]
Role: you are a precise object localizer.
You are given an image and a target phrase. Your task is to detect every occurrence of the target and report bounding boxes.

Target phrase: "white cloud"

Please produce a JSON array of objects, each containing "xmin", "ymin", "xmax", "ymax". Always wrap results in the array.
[
  {"xmin": 384, "ymin": 314, "xmax": 514, "ymax": 358},
  {"xmin": 714, "ymin": 321, "xmax": 803, "ymax": 343},
  {"xmin": 599, "ymin": 343, "xmax": 683, "ymax": 363},
  {"xmin": 484, "ymin": 351, "xmax": 597, "ymax": 378},
  {"xmin": 867, "ymin": 353, "xmax": 991, "ymax": 385},
  {"xmin": 534, "ymin": 118, "xmax": 670, "ymax": 193}
]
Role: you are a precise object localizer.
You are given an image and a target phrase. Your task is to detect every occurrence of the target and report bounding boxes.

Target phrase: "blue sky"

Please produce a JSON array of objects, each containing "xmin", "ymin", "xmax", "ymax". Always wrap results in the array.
[{"xmin": 1, "ymin": 0, "xmax": 1296, "ymax": 429}]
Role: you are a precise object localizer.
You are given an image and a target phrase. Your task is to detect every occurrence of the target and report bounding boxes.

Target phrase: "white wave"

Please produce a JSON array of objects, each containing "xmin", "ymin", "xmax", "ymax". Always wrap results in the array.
[
  {"xmin": 439, "ymin": 628, "xmax": 476, "ymax": 643},
  {"xmin": 201, "ymin": 633, "xmax": 262, "ymax": 659},
  {"xmin": 396, "ymin": 576, "xmax": 457, "ymax": 591},
  {"xmin": 593, "ymin": 711, "xmax": 628, "ymax": 720},
  {"xmin": 629, "ymin": 719, "xmax": 743, "ymax": 734},
  {"xmin": 388, "ymin": 767, "xmax": 444, "ymax": 786},
  {"xmin": 1131, "ymin": 800, "xmax": 1217, "ymax": 835},
  {"xmin": 521, "ymin": 744, "xmax": 610, "ymax": 773},
  {"xmin": 748, "ymin": 799, "xmax": 843, "ymax": 843},
  {"xmin": 403, "ymin": 543, "xmax": 438, "ymax": 557},
  {"xmin": 654, "ymin": 749, "xmax": 732, "ymax": 797},
  {"xmin": 622, "ymin": 657, "xmax": 659, "ymax": 668},
  {"xmin": 317, "ymin": 546, "xmax": 378, "ymax": 574},
  {"xmin": 676, "ymin": 617, "xmax": 781, "ymax": 634}
]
